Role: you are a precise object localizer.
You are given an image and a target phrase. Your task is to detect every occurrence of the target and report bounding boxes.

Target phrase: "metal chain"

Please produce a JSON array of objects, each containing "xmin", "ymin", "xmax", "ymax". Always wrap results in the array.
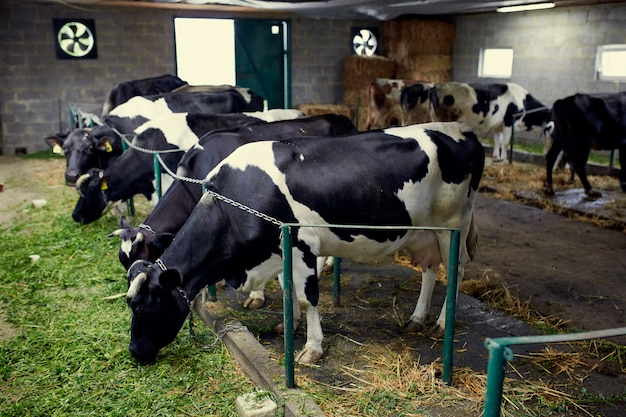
[
  {"xmin": 119, "ymin": 132, "xmax": 189, "ymax": 154},
  {"xmin": 175, "ymin": 284, "xmax": 247, "ymax": 350},
  {"xmin": 155, "ymin": 153, "xmax": 284, "ymax": 226}
]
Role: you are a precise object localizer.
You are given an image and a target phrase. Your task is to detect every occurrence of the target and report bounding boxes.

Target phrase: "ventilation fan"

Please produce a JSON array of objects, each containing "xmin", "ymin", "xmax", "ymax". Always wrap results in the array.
[
  {"xmin": 352, "ymin": 29, "xmax": 378, "ymax": 56},
  {"xmin": 54, "ymin": 19, "xmax": 97, "ymax": 60}
]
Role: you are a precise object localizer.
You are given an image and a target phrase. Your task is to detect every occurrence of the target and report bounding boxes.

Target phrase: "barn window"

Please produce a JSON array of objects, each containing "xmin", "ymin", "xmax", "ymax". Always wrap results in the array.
[
  {"xmin": 479, "ymin": 48, "xmax": 513, "ymax": 78},
  {"xmin": 596, "ymin": 45, "xmax": 626, "ymax": 81}
]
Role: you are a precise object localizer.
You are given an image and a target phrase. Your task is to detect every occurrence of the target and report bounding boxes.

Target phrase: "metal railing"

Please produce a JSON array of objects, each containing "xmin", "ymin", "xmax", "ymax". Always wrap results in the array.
[
  {"xmin": 280, "ymin": 223, "xmax": 461, "ymax": 388},
  {"xmin": 483, "ymin": 327, "xmax": 626, "ymax": 417}
]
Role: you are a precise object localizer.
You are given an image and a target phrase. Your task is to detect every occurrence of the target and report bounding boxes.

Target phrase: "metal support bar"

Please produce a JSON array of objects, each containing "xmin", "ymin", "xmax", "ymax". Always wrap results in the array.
[
  {"xmin": 279, "ymin": 223, "xmax": 461, "ymax": 389},
  {"xmin": 333, "ymin": 257, "xmax": 341, "ymax": 307},
  {"xmin": 281, "ymin": 224, "xmax": 296, "ymax": 388},
  {"xmin": 442, "ymin": 229, "xmax": 460, "ymax": 385},
  {"xmin": 483, "ymin": 326, "xmax": 626, "ymax": 417},
  {"xmin": 120, "ymin": 136, "xmax": 135, "ymax": 216},
  {"xmin": 153, "ymin": 155, "xmax": 162, "ymax": 200}
]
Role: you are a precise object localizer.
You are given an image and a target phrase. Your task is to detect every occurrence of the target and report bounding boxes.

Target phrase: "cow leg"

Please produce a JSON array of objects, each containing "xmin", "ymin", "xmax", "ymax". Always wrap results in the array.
[
  {"xmin": 295, "ymin": 304, "xmax": 324, "ymax": 364},
  {"xmin": 242, "ymin": 288, "xmax": 266, "ymax": 310},
  {"xmin": 492, "ymin": 131, "xmax": 504, "ymax": 161},
  {"xmin": 619, "ymin": 144, "xmax": 626, "ymax": 192},
  {"xmin": 403, "ymin": 265, "xmax": 438, "ymax": 333},
  {"xmin": 544, "ymin": 137, "xmax": 563, "ymax": 195}
]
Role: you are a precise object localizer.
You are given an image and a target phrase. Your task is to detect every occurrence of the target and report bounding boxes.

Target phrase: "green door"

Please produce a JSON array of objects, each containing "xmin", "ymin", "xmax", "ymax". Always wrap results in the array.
[{"xmin": 234, "ymin": 19, "xmax": 290, "ymax": 109}]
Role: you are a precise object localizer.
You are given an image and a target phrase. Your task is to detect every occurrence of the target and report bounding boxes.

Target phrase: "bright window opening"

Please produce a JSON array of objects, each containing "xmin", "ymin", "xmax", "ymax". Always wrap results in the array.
[
  {"xmin": 596, "ymin": 45, "xmax": 626, "ymax": 81},
  {"xmin": 174, "ymin": 18, "xmax": 235, "ymax": 86},
  {"xmin": 479, "ymin": 48, "xmax": 513, "ymax": 78}
]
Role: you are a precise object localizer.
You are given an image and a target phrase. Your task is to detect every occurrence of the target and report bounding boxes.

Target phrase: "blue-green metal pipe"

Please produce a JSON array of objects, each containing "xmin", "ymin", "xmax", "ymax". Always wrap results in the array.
[
  {"xmin": 281, "ymin": 225, "xmax": 295, "ymax": 388},
  {"xmin": 483, "ymin": 327, "xmax": 626, "ymax": 417},
  {"xmin": 153, "ymin": 155, "xmax": 162, "ymax": 200},
  {"xmin": 120, "ymin": 136, "xmax": 135, "ymax": 216},
  {"xmin": 442, "ymin": 229, "xmax": 460, "ymax": 385},
  {"xmin": 483, "ymin": 340, "xmax": 510, "ymax": 417},
  {"xmin": 333, "ymin": 257, "xmax": 342, "ymax": 307}
]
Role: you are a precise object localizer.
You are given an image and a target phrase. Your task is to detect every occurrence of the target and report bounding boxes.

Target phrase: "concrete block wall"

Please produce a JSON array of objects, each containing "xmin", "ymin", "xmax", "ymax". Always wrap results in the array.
[
  {"xmin": 0, "ymin": 1, "xmax": 375, "ymax": 155},
  {"xmin": 291, "ymin": 17, "xmax": 381, "ymax": 107},
  {"xmin": 452, "ymin": 3, "xmax": 626, "ymax": 107}
]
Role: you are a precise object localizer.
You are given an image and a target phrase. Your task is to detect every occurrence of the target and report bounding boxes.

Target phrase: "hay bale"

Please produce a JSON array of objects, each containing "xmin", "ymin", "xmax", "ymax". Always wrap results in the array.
[
  {"xmin": 398, "ymin": 54, "xmax": 452, "ymax": 72},
  {"xmin": 383, "ymin": 18, "xmax": 456, "ymax": 57},
  {"xmin": 298, "ymin": 103, "xmax": 352, "ymax": 119},
  {"xmin": 395, "ymin": 69, "xmax": 451, "ymax": 83},
  {"xmin": 340, "ymin": 55, "xmax": 398, "ymax": 131},
  {"xmin": 341, "ymin": 55, "xmax": 397, "ymax": 90}
]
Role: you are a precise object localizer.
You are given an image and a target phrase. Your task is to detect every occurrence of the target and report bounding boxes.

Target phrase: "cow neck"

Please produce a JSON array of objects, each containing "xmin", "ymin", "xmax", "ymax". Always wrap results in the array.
[
  {"xmin": 157, "ymin": 199, "xmax": 233, "ymax": 302},
  {"xmin": 142, "ymin": 180, "xmax": 202, "ymax": 235}
]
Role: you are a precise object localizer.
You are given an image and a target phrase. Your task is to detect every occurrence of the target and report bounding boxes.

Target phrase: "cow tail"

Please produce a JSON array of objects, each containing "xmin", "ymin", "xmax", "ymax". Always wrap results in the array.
[{"xmin": 466, "ymin": 212, "xmax": 478, "ymax": 261}]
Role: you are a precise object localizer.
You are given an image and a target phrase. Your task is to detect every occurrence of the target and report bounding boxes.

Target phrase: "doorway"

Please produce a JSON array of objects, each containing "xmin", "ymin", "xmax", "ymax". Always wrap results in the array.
[{"xmin": 174, "ymin": 17, "xmax": 290, "ymax": 109}]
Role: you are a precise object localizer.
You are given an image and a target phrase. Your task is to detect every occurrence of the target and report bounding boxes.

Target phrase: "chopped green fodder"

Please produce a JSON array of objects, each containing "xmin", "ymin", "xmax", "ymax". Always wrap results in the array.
[{"xmin": 0, "ymin": 175, "xmax": 254, "ymax": 417}]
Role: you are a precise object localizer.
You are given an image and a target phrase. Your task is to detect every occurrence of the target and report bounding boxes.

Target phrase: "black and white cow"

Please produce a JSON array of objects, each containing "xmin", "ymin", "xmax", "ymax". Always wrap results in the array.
[
  {"xmin": 101, "ymin": 74, "xmax": 188, "ymax": 116},
  {"xmin": 429, "ymin": 82, "xmax": 551, "ymax": 161},
  {"xmin": 545, "ymin": 92, "xmax": 626, "ymax": 198},
  {"xmin": 48, "ymin": 88, "xmax": 265, "ymax": 186},
  {"xmin": 110, "ymin": 113, "xmax": 357, "ymax": 268},
  {"xmin": 71, "ymin": 110, "xmax": 303, "ymax": 224},
  {"xmin": 399, "ymin": 82, "xmax": 436, "ymax": 126},
  {"xmin": 124, "ymin": 121, "xmax": 484, "ymax": 364},
  {"xmin": 108, "ymin": 114, "xmax": 357, "ymax": 307}
]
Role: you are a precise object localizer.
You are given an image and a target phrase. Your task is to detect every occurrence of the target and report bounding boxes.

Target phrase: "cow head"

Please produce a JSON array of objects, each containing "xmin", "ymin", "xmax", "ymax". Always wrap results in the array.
[
  {"xmin": 109, "ymin": 217, "xmax": 175, "ymax": 270},
  {"xmin": 126, "ymin": 260, "xmax": 189, "ymax": 364},
  {"xmin": 72, "ymin": 168, "xmax": 111, "ymax": 224}
]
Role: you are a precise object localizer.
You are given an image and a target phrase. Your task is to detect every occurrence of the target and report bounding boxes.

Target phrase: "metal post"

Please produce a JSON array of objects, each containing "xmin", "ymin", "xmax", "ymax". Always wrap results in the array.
[
  {"xmin": 281, "ymin": 224, "xmax": 295, "ymax": 388},
  {"xmin": 442, "ymin": 229, "xmax": 460, "ymax": 385},
  {"xmin": 508, "ymin": 125, "xmax": 515, "ymax": 164},
  {"xmin": 120, "ymin": 137, "xmax": 135, "ymax": 216},
  {"xmin": 153, "ymin": 154, "xmax": 162, "ymax": 200},
  {"xmin": 333, "ymin": 257, "xmax": 341, "ymax": 307},
  {"xmin": 483, "ymin": 339, "xmax": 511, "ymax": 417}
]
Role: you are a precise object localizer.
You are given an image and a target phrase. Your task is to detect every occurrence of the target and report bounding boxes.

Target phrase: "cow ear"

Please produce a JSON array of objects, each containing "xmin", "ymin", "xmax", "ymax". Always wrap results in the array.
[
  {"xmin": 159, "ymin": 269, "xmax": 182, "ymax": 290},
  {"xmin": 97, "ymin": 138, "xmax": 114, "ymax": 153},
  {"xmin": 119, "ymin": 216, "xmax": 131, "ymax": 229},
  {"xmin": 44, "ymin": 136, "xmax": 64, "ymax": 154},
  {"xmin": 154, "ymin": 233, "xmax": 175, "ymax": 252}
]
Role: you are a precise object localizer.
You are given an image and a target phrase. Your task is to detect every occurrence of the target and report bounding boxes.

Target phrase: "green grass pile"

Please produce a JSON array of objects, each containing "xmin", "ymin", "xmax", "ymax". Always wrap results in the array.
[{"xmin": 0, "ymin": 159, "xmax": 254, "ymax": 417}]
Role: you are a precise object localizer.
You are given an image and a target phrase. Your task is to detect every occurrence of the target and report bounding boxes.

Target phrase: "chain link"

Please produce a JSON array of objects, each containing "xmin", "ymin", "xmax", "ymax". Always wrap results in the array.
[{"xmin": 155, "ymin": 153, "xmax": 284, "ymax": 226}]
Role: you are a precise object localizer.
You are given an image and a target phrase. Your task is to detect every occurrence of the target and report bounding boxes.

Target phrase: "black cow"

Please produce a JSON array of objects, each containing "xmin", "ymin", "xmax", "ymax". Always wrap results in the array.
[
  {"xmin": 545, "ymin": 92, "xmax": 626, "ymax": 198},
  {"xmin": 101, "ymin": 74, "xmax": 188, "ymax": 116},
  {"xmin": 108, "ymin": 114, "xmax": 357, "ymax": 307},
  {"xmin": 124, "ymin": 121, "xmax": 484, "ymax": 364}
]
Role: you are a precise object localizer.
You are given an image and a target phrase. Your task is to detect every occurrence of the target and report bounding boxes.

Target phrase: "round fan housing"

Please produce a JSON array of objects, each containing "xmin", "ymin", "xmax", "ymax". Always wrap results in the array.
[
  {"xmin": 352, "ymin": 29, "xmax": 378, "ymax": 56},
  {"xmin": 57, "ymin": 21, "xmax": 95, "ymax": 57}
]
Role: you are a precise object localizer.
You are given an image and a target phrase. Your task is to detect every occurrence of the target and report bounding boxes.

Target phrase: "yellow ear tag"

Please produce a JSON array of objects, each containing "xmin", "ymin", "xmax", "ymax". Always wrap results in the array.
[
  {"xmin": 104, "ymin": 140, "xmax": 113, "ymax": 153},
  {"xmin": 100, "ymin": 181, "xmax": 108, "ymax": 191}
]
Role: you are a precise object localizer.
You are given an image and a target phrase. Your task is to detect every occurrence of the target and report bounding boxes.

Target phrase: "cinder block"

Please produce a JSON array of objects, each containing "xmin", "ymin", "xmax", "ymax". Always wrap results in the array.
[{"xmin": 235, "ymin": 392, "xmax": 277, "ymax": 417}]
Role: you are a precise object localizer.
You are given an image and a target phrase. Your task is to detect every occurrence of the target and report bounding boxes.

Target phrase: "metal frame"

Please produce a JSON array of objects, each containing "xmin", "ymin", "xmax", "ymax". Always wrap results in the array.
[
  {"xmin": 483, "ymin": 327, "xmax": 626, "ymax": 417},
  {"xmin": 280, "ymin": 223, "xmax": 461, "ymax": 388}
]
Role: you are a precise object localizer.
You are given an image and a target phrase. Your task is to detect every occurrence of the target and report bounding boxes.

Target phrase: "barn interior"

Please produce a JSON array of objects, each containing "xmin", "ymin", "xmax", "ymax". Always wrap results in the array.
[
  {"xmin": 2, "ymin": 0, "xmax": 626, "ymax": 154},
  {"xmin": 2, "ymin": 1, "xmax": 626, "ymax": 417}
]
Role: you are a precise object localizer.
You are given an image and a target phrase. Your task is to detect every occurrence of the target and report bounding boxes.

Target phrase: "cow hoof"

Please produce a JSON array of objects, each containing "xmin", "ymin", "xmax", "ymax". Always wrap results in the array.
[
  {"xmin": 427, "ymin": 325, "xmax": 445, "ymax": 339},
  {"xmin": 243, "ymin": 297, "xmax": 265, "ymax": 310},
  {"xmin": 295, "ymin": 348, "xmax": 323, "ymax": 364},
  {"xmin": 401, "ymin": 320, "xmax": 426, "ymax": 333},
  {"xmin": 584, "ymin": 189, "xmax": 602, "ymax": 200}
]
